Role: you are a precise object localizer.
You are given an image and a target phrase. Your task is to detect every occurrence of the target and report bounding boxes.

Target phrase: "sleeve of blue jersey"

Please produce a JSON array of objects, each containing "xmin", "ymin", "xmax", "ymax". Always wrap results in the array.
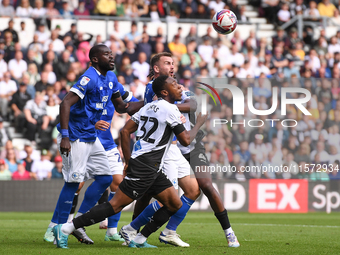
[
  {"xmin": 117, "ymin": 82, "xmax": 139, "ymax": 102},
  {"xmin": 70, "ymin": 75, "xmax": 94, "ymax": 99}
]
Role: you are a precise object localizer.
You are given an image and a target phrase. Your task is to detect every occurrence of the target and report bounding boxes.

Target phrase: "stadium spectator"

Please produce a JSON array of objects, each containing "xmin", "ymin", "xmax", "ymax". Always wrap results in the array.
[
  {"xmin": 208, "ymin": 0, "xmax": 225, "ymax": 12},
  {"xmin": 59, "ymin": 1, "xmax": 74, "ymax": 18},
  {"xmin": 43, "ymin": 63, "xmax": 57, "ymax": 85},
  {"xmin": 5, "ymin": 148, "xmax": 18, "ymax": 174},
  {"xmin": 277, "ymin": 3, "xmax": 291, "ymax": 25},
  {"xmin": 124, "ymin": 21, "xmax": 141, "ymax": 44},
  {"xmin": 51, "ymin": 155, "xmax": 63, "ymax": 178},
  {"xmin": 24, "ymin": 92, "xmax": 49, "ymax": 142},
  {"xmin": 3, "ymin": 19, "xmax": 19, "ymax": 44},
  {"xmin": 34, "ymin": 23, "xmax": 50, "ymax": 45},
  {"xmin": 131, "ymin": 52, "xmax": 149, "ymax": 83},
  {"xmin": 0, "ymin": 50, "xmax": 8, "ymax": 79},
  {"xmin": 0, "ymin": 0, "xmax": 15, "ymax": 17},
  {"xmin": 31, "ymin": 149, "xmax": 53, "ymax": 180},
  {"xmin": 147, "ymin": 1, "xmax": 161, "ymax": 22},
  {"xmin": 168, "ymin": 34, "xmax": 187, "ymax": 60},
  {"xmin": 95, "ymin": 0, "xmax": 116, "ymax": 16},
  {"xmin": 11, "ymin": 160, "xmax": 31, "ymax": 180},
  {"xmin": 137, "ymin": 33, "xmax": 152, "ymax": 62},
  {"xmin": 305, "ymin": 1, "xmax": 320, "ymax": 18},
  {"xmin": 8, "ymin": 51, "xmax": 27, "ymax": 82},
  {"xmin": 53, "ymin": 50, "xmax": 71, "ymax": 80},
  {"xmin": 22, "ymin": 142, "xmax": 35, "ymax": 172},
  {"xmin": 43, "ymin": 30, "xmax": 65, "ymax": 54},
  {"xmin": 10, "ymin": 82, "xmax": 32, "ymax": 131},
  {"xmin": 73, "ymin": 0, "xmax": 90, "ymax": 16},
  {"xmin": 317, "ymin": 0, "xmax": 336, "ymax": 17},
  {"xmin": 32, "ymin": 0, "xmax": 47, "ymax": 28},
  {"xmin": 0, "ymin": 159, "xmax": 11, "ymax": 180},
  {"xmin": 0, "ymin": 117, "xmax": 11, "ymax": 149},
  {"xmin": 0, "ymin": 72, "xmax": 17, "ymax": 120}
]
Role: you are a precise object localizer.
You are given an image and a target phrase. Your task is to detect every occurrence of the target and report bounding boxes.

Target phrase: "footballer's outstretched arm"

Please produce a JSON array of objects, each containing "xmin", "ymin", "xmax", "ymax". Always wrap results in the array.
[
  {"xmin": 111, "ymin": 93, "xmax": 128, "ymax": 114},
  {"xmin": 176, "ymin": 98, "xmax": 197, "ymax": 113},
  {"xmin": 176, "ymin": 113, "xmax": 207, "ymax": 147},
  {"xmin": 126, "ymin": 101, "xmax": 144, "ymax": 115},
  {"xmin": 120, "ymin": 119, "xmax": 138, "ymax": 163},
  {"xmin": 59, "ymin": 92, "xmax": 80, "ymax": 155}
]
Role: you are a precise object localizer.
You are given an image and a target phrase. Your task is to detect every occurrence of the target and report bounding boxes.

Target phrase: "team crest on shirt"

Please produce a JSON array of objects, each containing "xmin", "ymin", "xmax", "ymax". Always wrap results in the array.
[
  {"xmin": 80, "ymin": 76, "xmax": 90, "ymax": 85},
  {"xmin": 109, "ymin": 82, "xmax": 113, "ymax": 89},
  {"xmin": 72, "ymin": 172, "xmax": 81, "ymax": 180}
]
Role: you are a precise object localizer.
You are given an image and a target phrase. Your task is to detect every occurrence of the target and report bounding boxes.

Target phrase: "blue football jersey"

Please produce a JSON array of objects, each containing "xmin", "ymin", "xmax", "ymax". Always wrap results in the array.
[
  {"xmin": 57, "ymin": 67, "xmax": 120, "ymax": 142},
  {"xmin": 98, "ymin": 83, "xmax": 139, "ymax": 151}
]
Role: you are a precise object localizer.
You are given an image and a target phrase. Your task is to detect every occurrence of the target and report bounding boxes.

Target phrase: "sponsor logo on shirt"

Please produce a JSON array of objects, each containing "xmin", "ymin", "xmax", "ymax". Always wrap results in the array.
[
  {"xmin": 96, "ymin": 103, "xmax": 103, "ymax": 109},
  {"xmin": 102, "ymin": 109, "xmax": 107, "ymax": 115},
  {"xmin": 102, "ymin": 96, "xmax": 108, "ymax": 102},
  {"xmin": 80, "ymin": 76, "xmax": 90, "ymax": 86},
  {"xmin": 77, "ymin": 85, "xmax": 85, "ymax": 91}
]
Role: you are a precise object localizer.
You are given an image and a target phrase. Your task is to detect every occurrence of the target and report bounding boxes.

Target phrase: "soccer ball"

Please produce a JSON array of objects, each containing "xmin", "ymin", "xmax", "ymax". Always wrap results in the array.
[{"xmin": 212, "ymin": 9, "xmax": 238, "ymax": 35}]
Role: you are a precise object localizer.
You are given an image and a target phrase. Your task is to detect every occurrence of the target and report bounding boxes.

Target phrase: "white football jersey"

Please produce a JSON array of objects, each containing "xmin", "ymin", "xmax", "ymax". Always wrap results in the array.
[
  {"xmin": 131, "ymin": 99, "xmax": 185, "ymax": 171},
  {"xmin": 177, "ymin": 90, "xmax": 197, "ymax": 155}
]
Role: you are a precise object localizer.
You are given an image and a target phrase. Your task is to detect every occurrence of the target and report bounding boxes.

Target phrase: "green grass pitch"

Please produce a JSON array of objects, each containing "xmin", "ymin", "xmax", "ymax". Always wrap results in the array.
[{"xmin": 0, "ymin": 211, "xmax": 339, "ymax": 255}]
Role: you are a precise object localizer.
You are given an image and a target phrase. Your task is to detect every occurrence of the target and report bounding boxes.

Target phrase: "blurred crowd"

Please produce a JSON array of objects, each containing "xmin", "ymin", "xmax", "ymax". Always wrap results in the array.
[
  {"xmin": 0, "ymin": 0, "xmax": 245, "ymax": 21},
  {"xmin": 1, "ymin": 0, "xmax": 340, "ymax": 181}
]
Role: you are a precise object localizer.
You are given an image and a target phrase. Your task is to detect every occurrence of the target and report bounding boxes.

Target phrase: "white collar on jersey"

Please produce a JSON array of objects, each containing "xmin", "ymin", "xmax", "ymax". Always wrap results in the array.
[{"xmin": 92, "ymin": 66, "xmax": 101, "ymax": 76}]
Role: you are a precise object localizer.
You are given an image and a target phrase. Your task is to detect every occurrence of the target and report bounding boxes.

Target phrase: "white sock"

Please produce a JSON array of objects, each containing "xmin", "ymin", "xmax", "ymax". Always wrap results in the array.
[
  {"xmin": 48, "ymin": 222, "xmax": 57, "ymax": 228},
  {"xmin": 224, "ymin": 227, "xmax": 233, "ymax": 236},
  {"xmin": 61, "ymin": 222, "xmax": 75, "ymax": 235},
  {"xmin": 75, "ymin": 212, "xmax": 83, "ymax": 218},
  {"xmin": 106, "ymin": 227, "xmax": 117, "ymax": 236},
  {"xmin": 67, "ymin": 213, "xmax": 74, "ymax": 223},
  {"xmin": 162, "ymin": 228, "xmax": 173, "ymax": 235},
  {"xmin": 125, "ymin": 223, "xmax": 137, "ymax": 231},
  {"xmin": 133, "ymin": 233, "xmax": 147, "ymax": 244}
]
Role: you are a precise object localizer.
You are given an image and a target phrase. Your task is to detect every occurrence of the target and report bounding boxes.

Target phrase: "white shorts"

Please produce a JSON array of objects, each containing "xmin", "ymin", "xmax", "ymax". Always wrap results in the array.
[
  {"xmin": 163, "ymin": 144, "xmax": 191, "ymax": 189},
  {"xmin": 58, "ymin": 134, "xmax": 110, "ymax": 183},
  {"xmin": 106, "ymin": 147, "xmax": 124, "ymax": 176}
]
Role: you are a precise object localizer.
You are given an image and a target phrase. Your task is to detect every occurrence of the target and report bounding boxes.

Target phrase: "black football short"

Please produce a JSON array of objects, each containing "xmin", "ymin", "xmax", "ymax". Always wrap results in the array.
[
  {"xmin": 183, "ymin": 141, "xmax": 209, "ymax": 169},
  {"xmin": 119, "ymin": 157, "xmax": 173, "ymax": 200}
]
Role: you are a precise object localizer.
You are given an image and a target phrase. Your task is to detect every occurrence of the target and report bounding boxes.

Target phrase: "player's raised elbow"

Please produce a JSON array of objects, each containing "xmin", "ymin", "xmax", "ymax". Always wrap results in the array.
[{"xmin": 190, "ymin": 99, "xmax": 197, "ymax": 112}]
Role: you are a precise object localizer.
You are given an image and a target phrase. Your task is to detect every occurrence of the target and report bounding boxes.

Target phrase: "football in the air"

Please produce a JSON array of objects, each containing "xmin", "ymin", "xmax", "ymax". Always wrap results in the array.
[{"xmin": 212, "ymin": 9, "xmax": 238, "ymax": 35}]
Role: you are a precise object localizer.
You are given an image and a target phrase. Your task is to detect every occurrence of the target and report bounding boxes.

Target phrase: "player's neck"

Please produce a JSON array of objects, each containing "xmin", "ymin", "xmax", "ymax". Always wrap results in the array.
[
  {"xmin": 92, "ymin": 65, "xmax": 108, "ymax": 76},
  {"xmin": 162, "ymin": 96, "xmax": 174, "ymax": 104}
]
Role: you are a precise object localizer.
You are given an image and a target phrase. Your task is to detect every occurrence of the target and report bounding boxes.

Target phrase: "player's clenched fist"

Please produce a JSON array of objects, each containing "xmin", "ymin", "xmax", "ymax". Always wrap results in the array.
[{"xmin": 60, "ymin": 137, "xmax": 71, "ymax": 157}]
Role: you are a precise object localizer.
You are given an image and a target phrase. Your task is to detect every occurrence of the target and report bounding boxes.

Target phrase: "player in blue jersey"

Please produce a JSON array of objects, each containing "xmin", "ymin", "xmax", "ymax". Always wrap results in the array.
[
  {"xmin": 43, "ymin": 45, "xmax": 136, "ymax": 244},
  {"xmin": 51, "ymin": 75, "xmax": 207, "ymax": 249},
  {"xmin": 120, "ymin": 52, "xmax": 240, "ymax": 248},
  {"xmin": 120, "ymin": 52, "xmax": 201, "ymax": 247}
]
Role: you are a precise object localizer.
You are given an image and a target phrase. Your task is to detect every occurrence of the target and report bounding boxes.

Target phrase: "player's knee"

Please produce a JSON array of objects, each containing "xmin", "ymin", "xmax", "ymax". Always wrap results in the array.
[
  {"xmin": 171, "ymin": 199, "xmax": 183, "ymax": 212},
  {"xmin": 185, "ymin": 187, "xmax": 201, "ymax": 200},
  {"xmin": 198, "ymin": 179, "xmax": 214, "ymax": 194}
]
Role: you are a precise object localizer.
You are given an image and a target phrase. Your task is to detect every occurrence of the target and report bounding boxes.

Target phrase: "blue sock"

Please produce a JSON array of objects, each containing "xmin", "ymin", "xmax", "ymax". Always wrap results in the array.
[
  {"xmin": 107, "ymin": 192, "xmax": 121, "ymax": 228},
  {"xmin": 166, "ymin": 195, "xmax": 194, "ymax": 231},
  {"xmin": 78, "ymin": 175, "xmax": 113, "ymax": 214},
  {"xmin": 130, "ymin": 201, "xmax": 161, "ymax": 230},
  {"xmin": 52, "ymin": 182, "xmax": 79, "ymax": 224}
]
